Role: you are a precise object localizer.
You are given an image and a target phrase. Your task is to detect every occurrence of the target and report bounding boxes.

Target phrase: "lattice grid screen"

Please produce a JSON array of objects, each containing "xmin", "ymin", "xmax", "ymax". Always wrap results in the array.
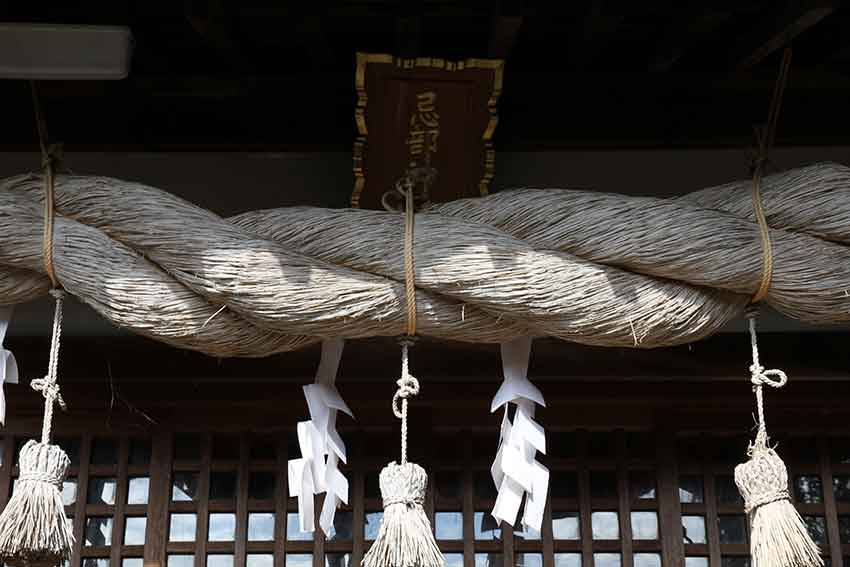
[{"xmin": 0, "ymin": 430, "xmax": 847, "ymax": 567}]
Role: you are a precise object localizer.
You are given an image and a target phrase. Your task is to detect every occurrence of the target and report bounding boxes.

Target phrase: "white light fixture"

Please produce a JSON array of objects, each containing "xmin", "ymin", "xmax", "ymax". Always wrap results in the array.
[{"xmin": 0, "ymin": 23, "xmax": 132, "ymax": 80}]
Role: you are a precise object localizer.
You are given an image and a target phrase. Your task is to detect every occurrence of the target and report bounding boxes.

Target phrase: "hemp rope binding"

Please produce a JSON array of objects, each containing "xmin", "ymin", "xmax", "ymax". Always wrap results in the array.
[
  {"xmin": 733, "ymin": 308, "xmax": 822, "ymax": 567},
  {"xmin": 0, "ymin": 82, "xmax": 75, "ymax": 567}
]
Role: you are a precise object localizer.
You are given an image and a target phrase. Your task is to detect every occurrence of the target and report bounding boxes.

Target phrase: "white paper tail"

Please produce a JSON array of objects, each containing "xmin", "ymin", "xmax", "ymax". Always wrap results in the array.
[
  {"xmin": 288, "ymin": 339, "xmax": 352, "ymax": 536},
  {"xmin": 0, "ymin": 305, "xmax": 19, "ymax": 426},
  {"xmin": 491, "ymin": 337, "xmax": 548, "ymax": 533}
]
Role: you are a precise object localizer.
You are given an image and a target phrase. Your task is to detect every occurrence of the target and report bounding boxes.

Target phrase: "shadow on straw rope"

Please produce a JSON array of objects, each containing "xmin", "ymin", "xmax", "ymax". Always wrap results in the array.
[
  {"xmin": 231, "ymin": 206, "xmax": 747, "ymax": 347},
  {"xmin": 0, "ymin": 187, "xmax": 314, "ymax": 358}
]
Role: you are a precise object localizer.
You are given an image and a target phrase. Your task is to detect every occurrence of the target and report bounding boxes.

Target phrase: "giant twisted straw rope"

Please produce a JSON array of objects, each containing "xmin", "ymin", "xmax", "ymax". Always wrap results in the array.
[{"xmin": 1, "ymin": 162, "xmax": 850, "ymax": 357}]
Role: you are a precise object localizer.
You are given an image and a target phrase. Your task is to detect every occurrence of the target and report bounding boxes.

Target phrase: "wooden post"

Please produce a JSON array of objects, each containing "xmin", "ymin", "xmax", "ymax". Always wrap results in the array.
[
  {"xmin": 145, "ymin": 431, "xmax": 172, "ymax": 567},
  {"xmin": 658, "ymin": 428, "xmax": 684, "ymax": 567}
]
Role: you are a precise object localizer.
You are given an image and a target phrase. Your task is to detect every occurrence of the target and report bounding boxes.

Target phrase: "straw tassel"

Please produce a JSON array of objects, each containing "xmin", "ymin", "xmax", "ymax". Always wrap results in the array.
[
  {"xmin": 0, "ymin": 441, "xmax": 73, "ymax": 567},
  {"xmin": 733, "ymin": 310, "xmax": 822, "ymax": 567},
  {"xmin": 0, "ymin": 290, "xmax": 74, "ymax": 567},
  {"xmin": 362, "ymin": 341, "xmax": 443, "ymax": 567}
]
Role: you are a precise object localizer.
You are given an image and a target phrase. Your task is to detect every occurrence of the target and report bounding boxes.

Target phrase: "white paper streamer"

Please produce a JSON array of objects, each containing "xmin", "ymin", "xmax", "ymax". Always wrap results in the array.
[
  {"xmin": 0, "ymin": 306, "xmax": 19, "ymax": 426},
  {"xmin": 490, "ymin": 336, "xmax": 548, "ymax": 532},
  {"xmin": 288, "ymin": 338, "xmax": 353, "ymax": 536}
]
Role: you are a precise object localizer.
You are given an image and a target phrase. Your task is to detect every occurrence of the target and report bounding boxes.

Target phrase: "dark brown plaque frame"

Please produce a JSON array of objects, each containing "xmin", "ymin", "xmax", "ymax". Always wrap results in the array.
[{"xmin": 352, "ymin": 52, "xmax": 504, "ymax": 209}]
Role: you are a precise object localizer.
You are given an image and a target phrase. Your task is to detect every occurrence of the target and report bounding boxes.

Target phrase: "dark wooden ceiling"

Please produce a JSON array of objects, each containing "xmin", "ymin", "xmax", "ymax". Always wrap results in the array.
[{"xmin": 2, "ymin": 0, "xmax": 850, "ymax": 151}]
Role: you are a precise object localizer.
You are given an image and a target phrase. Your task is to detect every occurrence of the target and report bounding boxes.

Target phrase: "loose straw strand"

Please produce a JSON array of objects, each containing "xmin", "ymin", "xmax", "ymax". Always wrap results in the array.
[
  {"xmin": 750, "ymin": 48, "xmax": 792, "ymax": 304},
  {"xmin": 30, "ymin": 80, "xmax": 60, "ymax": 289}
]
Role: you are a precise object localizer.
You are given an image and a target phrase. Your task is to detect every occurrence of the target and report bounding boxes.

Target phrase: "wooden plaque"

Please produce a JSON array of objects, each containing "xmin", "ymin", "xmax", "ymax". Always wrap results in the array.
[{"xmin": 352, "ymin": 52, "xmax": 504, "ymax": 209}]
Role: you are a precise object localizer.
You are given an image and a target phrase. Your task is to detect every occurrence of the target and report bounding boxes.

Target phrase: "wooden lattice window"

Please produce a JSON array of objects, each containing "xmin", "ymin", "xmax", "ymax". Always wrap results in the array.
[
  {"xmin": 676, "ymin": 433, "xmax": 850, "ymax": 567},
  {"xmin": 1, "ymin": 434, "xmax": 153, "ymax": 567},
  {"xmin": 0, "ymin": 429, "xmax": 849, "ymax": 567}
]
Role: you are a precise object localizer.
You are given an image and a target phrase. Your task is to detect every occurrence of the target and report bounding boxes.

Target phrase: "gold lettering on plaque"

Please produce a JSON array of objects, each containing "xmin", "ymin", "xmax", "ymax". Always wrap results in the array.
[{"xmin": 406, "ymin": 90, "xmax": 440, "ymax": 168}]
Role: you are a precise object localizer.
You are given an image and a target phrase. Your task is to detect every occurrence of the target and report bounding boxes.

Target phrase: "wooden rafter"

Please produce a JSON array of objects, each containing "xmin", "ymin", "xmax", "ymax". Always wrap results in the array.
[
  {"xmin": 649, "ymin": 6, "xmax": 733, "ymax": 72},
  {"xmin": 488, "ymin": 0, "xmax": 524, "ymax": 59},
  {"xmin": 395, "ymin": 0, "xmax": 423, "ymax": 59},
  {"xmin": 296, "ymin": 6, "xmax": 333, "ymax": 70},
  {"xmin": 568, "ymin": 0, "xmax": 627, "ymax": 70},
  {"xmin": 184, "ymin": 0, "xmax": 242, "ymax": 70},
  {"xmin": 737, "ymin": 0, "xmax": 838, "ymax": 71}
]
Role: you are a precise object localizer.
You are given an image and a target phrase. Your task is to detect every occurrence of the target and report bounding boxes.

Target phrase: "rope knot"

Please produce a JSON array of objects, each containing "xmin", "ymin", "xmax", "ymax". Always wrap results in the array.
[
  {"xmin": 750, "ymin": 364, "xmax": 787, "ymax": 389},
  {"xmin": 392, "ymin": 374, "xmax": 420, "ymax": 419},
  {"xmin": 30, "ymin": 377, "xmax": 66, "ymax": 411},
  {"xmin": 41, "ymin": 143, "xmax": 63, "ymax": 170},
  {"xmin": 383, "ymin": 495, "xmax": 423, "ymax": 508},
  {"xmin": 48, "ymin": 289, "xmax": 66, "ymax": 300},
  {"xmin": 19, "ymin": 469, "xmax": 65, "ymax": 489}
]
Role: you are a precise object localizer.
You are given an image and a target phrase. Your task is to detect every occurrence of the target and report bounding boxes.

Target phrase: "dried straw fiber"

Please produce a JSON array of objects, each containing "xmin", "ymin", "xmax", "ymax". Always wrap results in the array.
[{"xmin": 0, "ymin": 162, "xmax": 848, "ymax": 358}]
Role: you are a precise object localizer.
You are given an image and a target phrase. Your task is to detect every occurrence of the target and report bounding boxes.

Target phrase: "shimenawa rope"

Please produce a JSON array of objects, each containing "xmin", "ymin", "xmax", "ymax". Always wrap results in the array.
[{"xmin": 4, "ymin": 163, "xmax": 850, "ymax": 355}]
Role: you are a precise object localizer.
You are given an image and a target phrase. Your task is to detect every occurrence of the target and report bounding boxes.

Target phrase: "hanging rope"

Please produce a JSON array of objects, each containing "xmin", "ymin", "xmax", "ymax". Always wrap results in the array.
[
  {"xmin": 31, "ymin": 290, "xmax": 67, "ymax": 446},
  {"xmin": 733, "ymin": 50, "xmax": 822, "ymax": 567},
  {"xmin": 363, "ymin": 172, "xmax": 442, "ymax": 567},
  {"xmin": 749, "ymin": 48, "xmax": 791, "ymax": 303},
  {"xmin": 745, "ymin": 305, "xmax": 787, "ymax": 452},
  {"xmin": 392, "ymin": 339, "xmax": 420, "ymax": 465},
  {"xmin": 383, "ymin": 168, "xmax": 425, "ymax": 465},
  {"xmin": 29, "ymin": 81, "xmax": 62, "ymax": 290},
  {"xmin": 27, "ymin": 81, "xmax": 68, "ymax": 445}
]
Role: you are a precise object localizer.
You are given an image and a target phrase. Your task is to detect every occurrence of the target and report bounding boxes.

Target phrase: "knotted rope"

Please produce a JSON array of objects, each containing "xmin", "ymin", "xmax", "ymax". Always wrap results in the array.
[
  {"xmin": 392, "ymin": 340, "xmax": 420, "ymax": 466},
  {"xmin": 27, "ymin": 83, "xmax": 68, "ymax": 446},
  {"xmin": 745, "ymin": 305, "xmax": 787, "ymax": 455},
  {"xmin": 735, "ymin": 305, "xmax": 821, "ymax": 567},
  {"xmin": 31, "ymin": 289, "xmax": 67, "ymax": 445},
  {"xmin": 384, "ymin": 168, "xmax": 425, "ymax": 465}
]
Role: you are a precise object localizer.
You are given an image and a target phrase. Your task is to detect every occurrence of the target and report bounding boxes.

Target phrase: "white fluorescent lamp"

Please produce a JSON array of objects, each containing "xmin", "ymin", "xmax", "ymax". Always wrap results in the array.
[{"xmin": 0, "ymin": 23, "xmax": 132, "ymax": 80}]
